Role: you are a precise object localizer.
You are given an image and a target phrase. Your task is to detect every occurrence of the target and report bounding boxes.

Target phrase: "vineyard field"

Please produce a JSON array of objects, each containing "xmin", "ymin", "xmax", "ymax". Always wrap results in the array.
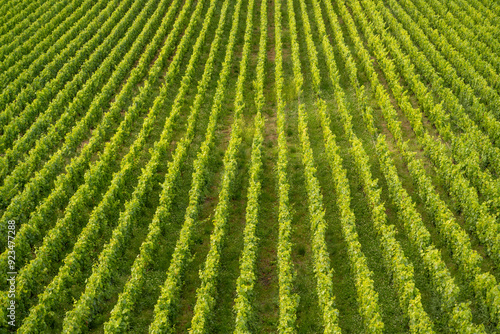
[{"xmin": 2, "ymin": 0, "xmax": 500, "ymax": 332}]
